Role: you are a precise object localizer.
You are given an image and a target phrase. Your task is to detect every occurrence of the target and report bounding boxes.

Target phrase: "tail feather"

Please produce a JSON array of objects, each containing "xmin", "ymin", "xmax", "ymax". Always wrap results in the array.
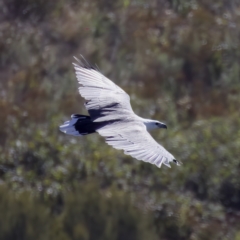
[{"xmin": 59, "ymin": 114, "xmax": 95, "ymax": 136}]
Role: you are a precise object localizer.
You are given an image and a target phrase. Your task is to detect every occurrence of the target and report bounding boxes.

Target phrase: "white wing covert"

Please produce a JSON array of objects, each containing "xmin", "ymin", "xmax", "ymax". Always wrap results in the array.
[
  {"xmin": 96, "ymin": 121, "xmax": 175, "ymax": 168},
  {"xmin": 73, "ymin": 61, "xmax": 134, "ymax": 122}
]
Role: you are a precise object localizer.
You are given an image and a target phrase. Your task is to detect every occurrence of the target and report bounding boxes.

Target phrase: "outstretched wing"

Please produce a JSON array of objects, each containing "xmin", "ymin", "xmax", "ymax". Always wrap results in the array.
[
  {"xmin": 73, "ymin": 59, "xmax": 134, "ymax": 122},
  {"xmin": 73, "ymin": 57, "xmax": 176, "ymax": 168},
  {"xmin": 96, "ymin": 120, "xmax": 175, "ymax": 168}
]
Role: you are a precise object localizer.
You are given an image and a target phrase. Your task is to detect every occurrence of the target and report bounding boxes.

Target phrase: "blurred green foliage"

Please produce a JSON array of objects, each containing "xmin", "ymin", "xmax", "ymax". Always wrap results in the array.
[
  {"xmin": 0, "ymin": 184, "xmax": 158, "ymax": 240},
  {"xmin": 0, "ymin": 0, "xmax": 240, "ymax": 239}
]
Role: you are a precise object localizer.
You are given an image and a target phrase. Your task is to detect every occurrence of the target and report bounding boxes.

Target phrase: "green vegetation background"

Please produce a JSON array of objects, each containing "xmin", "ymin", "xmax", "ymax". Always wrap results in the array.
[{"xmin": 0, "ymin": 0, "xmax": 240, "ymax": 239}]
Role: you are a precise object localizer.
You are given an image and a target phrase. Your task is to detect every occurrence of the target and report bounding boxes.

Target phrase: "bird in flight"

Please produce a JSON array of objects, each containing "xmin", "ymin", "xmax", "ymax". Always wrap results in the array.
[{"xmin": 60, "ymin": 56, "xmax": 181, "ymax": 168}]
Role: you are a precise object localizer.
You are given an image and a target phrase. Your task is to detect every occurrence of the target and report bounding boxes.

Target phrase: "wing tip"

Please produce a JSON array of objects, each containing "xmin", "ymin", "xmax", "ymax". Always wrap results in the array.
[
  {"xmin": 72, "ymin": 55, "xmax": 98, "ymax": 71},
  {"xmin": 173, "ymin": 159, "xmax": 182, "ymax": 166}
]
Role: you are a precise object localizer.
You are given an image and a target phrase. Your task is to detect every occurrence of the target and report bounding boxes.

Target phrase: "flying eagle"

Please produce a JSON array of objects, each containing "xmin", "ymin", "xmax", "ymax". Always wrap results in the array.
[{"xmin": 60, "ymin": 57, "xmax": 181, "ymax": 168}]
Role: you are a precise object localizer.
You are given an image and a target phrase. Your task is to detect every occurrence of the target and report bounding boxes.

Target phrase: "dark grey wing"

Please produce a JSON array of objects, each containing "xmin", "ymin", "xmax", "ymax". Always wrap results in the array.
[
  {"xmin": 73, "ymin": 61, "xmax": 134, "ymax": 122},
  {"xmin": 96, "ymin": 120, "xmax": 175, "ymax": 168}
]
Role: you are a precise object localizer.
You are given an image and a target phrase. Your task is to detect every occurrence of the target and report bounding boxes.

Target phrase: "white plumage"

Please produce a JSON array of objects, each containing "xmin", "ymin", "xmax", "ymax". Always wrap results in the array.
[{"xmin": 60, "ymin": 57, "xmax": 181, "ymax": 168}]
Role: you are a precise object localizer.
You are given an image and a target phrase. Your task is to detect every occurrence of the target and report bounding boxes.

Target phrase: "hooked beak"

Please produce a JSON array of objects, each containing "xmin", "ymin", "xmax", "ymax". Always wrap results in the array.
[{"xmin": 160, "ymin": 123, "xmax": 167, "ymax": 129}]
